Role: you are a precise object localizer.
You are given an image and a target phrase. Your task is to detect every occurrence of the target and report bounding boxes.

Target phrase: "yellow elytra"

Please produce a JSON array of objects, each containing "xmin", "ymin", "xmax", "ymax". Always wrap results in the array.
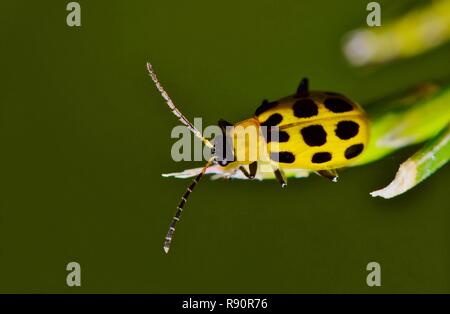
[
  {"xmin": 255, "ymin": 83, "xmax": 369, "ymax": 170},
  {"xmin": 213, "ymin": 78, "xmax": 369, "ymax": 181},
  {"xmin": 147, "ymin": 63, "xmax": 369, "ymax": 253}
]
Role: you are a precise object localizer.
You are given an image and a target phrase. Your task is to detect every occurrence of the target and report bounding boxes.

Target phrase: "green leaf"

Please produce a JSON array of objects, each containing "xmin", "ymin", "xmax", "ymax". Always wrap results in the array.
[
  {"xmin": 355, "ymin": 83, "xmax": 450, "ymax": 165},
  {"xmin": 371, "ymin": 124, "xmax": 450, "ymax": 198}
]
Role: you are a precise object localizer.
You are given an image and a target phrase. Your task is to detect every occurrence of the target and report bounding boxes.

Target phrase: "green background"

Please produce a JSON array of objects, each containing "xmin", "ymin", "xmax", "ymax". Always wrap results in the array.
[{"xmin": 1, "ymin": 0, "xmax": 449, "ymax": 293}]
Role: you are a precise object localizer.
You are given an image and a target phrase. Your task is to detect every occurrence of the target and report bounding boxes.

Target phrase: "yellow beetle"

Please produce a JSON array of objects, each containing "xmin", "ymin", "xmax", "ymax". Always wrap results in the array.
[{"xmin": 147, "ymin": 63, "xmax": 369, "ymax": 253}]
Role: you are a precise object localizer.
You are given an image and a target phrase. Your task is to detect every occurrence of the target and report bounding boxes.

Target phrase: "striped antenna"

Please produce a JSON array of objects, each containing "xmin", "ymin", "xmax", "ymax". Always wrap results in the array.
[
  {"xmin": 163, "ymin": 158, "xmax": 214, "ymax": 253},
  {"xmin": 146, "ymin": 62, "xmax": 213, "ymax": 149}
]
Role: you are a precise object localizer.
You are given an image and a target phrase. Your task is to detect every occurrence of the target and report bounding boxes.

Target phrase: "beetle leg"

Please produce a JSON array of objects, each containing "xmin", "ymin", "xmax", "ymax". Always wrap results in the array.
[
  {"xmin": 316, "ymin": 169, "xmax": 339, "ymax": 182},
  {"xmin": 239, "ymin": 162, "xmax": 258, "ymax": 179},
  {"xmin": 239, "ymin": 166, "xmax": 251, "ymax": 179},
  {"xmin": 273, "ymin": 168, "xmax": 287, "ymax": 188},
  {"xmin": 249, "ymin": 161, "xmax": 258, "ymax": 178}
]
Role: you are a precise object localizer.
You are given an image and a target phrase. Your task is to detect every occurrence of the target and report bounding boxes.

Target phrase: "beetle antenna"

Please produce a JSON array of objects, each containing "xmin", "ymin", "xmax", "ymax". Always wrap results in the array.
[
  {"xmin": 146, "ymin": 62, "xmax": 213, "ymax": 149},
  {"xmin": 163, "ymin": 157, "xmax": 214, "ymax": 253}
]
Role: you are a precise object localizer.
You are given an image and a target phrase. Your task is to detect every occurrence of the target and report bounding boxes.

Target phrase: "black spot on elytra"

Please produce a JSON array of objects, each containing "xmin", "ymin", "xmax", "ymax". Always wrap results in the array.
[
  {"xmin": 255, "ymin": 100, "xmax": 278, "ymax": 116},
  {"xmin": 278, "ymin": 131, "xmax": 290, "ymax": 142},
  {"xmin": 300, "ymin": 125, "xmax": 327, "ymax": 146},
  {"xmin": 311, "ymin": 152, "xmax": 332, "ymax": 164},
  {"xmin": 260, "ymin": 113, "xmax": 283, "ymax": 127},
  {"xmin": 324, "ymin": 98, "xmax": 353, "ymax": 113},
  {"xmin": 335, "ymin": 121, "xmax": 359, "ymax": 140},
  {"xmin": 345, "ymin": 143, "xmax": 364, "ymax": 159},
  {"xmin": 263, "ymin": 129, "xmax": 290, "ymax": 143},
  {"xmin": 270, "ymin": 151, "xmax": 295, "ymax": 163},
  {"xmin": 293, "ymin": 99, "xmax": 318, "ymax": 118}
]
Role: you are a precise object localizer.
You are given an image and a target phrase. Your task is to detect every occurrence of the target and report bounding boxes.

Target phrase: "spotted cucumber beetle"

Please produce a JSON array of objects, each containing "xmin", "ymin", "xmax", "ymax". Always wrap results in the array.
[{"xmin": 147, "ymin": 63, "xmax": 369, "ymax": 253}]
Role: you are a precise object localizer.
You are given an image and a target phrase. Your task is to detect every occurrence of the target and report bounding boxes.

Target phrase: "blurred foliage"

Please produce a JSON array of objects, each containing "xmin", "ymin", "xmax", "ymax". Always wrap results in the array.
[{"xmin": 344, "ymin": 0, "xmax": 450, "ymax": 65}]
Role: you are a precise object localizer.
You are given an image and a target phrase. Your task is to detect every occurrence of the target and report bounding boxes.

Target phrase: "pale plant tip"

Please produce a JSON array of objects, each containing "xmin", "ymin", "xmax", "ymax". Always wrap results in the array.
[
  {"xmin": 163, "ymin": 246, "xmax": 170, "ymax": 254},
  {"xmin": 370, "ymin": 161, "xmax": 417, "ymax": 199}
]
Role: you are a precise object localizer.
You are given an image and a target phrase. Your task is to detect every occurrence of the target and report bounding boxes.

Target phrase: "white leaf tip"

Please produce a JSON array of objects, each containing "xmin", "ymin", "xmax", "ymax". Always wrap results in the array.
[{"xmin": 370, "ymin": 161, "xmax": 417, "ymax": 199}]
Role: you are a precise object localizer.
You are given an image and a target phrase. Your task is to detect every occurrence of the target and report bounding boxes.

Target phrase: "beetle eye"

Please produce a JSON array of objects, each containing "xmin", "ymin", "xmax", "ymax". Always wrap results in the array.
[{"xmin": 213, "ymin": 130, "xmax": 234, "ymax": 167}]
